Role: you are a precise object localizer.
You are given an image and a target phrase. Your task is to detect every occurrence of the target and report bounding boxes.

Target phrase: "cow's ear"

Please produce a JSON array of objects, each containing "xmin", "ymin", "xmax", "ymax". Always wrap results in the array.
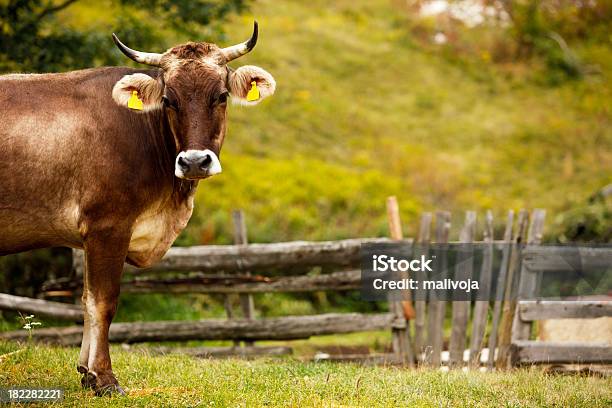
[
  {"xmin": 228, "ymin": 65, "xmax": 276, "ymax": 106},
  {"xmin": 112, "ymin": 73, "xmax": 163, "ymax": 111}
]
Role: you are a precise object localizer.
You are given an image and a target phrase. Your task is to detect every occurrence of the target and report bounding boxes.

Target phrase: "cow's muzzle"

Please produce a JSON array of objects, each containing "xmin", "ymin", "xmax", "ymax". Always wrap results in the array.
[{"xmin": 175, "ymin": 149, "xmax": 222, "ymax": 179}]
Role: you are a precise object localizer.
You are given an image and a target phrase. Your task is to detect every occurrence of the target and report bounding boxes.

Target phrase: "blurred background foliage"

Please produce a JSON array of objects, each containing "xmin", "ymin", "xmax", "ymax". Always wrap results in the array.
[
  {"xmin": 0, "ymin": 1, "xmax": 610, "ymax": 318},
  {"xmin": 0, "ymin": 0, "xmax": 247, "ymax": 72}
]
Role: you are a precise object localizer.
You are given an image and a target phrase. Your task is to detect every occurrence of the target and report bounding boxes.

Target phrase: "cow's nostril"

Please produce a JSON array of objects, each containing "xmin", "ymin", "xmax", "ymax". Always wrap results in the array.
[
  {"xmin": 200, "ymin": 155, "xmax": 212, "ymax": 169},
  {"xmin": 177, "ymin": 156, "xmax": 189, "ymax": 170}
]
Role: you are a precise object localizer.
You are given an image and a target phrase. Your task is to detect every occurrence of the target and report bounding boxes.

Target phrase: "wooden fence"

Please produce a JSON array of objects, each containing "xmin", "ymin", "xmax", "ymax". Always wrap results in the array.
[
  {"xmin": 510, "ymin": 244, "xmax": 612, "ymax": 366},
  {"xmin": 1, "ymin": 202, "xmax": 610, "ymax": 368}
]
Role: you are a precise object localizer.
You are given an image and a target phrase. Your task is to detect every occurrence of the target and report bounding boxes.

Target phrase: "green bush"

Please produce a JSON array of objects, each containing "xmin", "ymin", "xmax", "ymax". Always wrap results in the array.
[{"xmin": 553, "ymin": 186, "xmax": 612, "ymax": 243}]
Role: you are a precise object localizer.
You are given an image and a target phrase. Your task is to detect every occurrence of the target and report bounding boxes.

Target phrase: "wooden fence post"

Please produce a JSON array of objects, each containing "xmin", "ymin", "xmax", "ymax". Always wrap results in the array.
[
  {"xmin": 449, "ymin": 211, "xmax": 476, "ymax": 367},
  {"xmin": 386, "ymin": 196, "xmax": 415, "ymax": 366},
  {"xmin": 511, "ymin": 209, "xmax": 546, "ymax": 343},
  {"xmin": 496, "ymin": 209, "xmax": 529, "ymax": 368},
  {"xmin": 233, "ymin": 210, "xmax": 256, "ymax": 347},
  {"xmin": 468, "ymin": 210, "xmax": 494, "ymax": 367},
  {"xmin": 424, "ymin": 211, "xmax": 451, "ymax": 366},
  {"xmin": 413, "ymin": 213, "xmax": 432, "ymax": 361},
  {"xmin": 487, "ymin": 210, "xmax": 514, "ymax": 369}
]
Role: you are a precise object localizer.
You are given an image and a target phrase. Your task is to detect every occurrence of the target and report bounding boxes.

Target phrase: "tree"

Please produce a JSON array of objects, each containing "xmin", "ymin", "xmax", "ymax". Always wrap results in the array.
[{"xmin": 0, "ymin": 0, "xmax": 248, "ymax": 73}]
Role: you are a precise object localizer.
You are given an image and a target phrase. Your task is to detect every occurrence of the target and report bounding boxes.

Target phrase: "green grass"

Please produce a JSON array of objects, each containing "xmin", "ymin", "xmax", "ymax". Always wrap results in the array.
[{"xmin": 1, "ymin": 341, "xmax": 610, "ymax": 407}]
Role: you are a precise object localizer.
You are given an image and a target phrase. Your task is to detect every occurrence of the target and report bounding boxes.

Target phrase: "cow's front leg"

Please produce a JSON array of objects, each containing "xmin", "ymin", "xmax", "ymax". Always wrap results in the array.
[
  {"xmin": 77, "ymin": 288, "xmax": 92, "ymax": 387},
  {"xmin": 81, "ymin": 228, "xmax": 130, "ymax": 396}
]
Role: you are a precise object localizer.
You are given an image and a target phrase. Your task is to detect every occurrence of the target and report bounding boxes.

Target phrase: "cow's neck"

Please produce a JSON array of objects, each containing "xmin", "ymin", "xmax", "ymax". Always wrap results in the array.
[{"xmin": 124, "ymin": 106, "xmax": 198, "ymax": 266}]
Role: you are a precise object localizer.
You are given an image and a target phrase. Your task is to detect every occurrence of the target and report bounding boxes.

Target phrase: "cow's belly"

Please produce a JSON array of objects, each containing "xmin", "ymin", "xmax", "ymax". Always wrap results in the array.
[
  {"xmin": 126, "ymin": 197, "xmax": 195, "ymax": 268},
  {"xmin": 0, "ymin": 198, "xmax": 82, "ymax": 254}
]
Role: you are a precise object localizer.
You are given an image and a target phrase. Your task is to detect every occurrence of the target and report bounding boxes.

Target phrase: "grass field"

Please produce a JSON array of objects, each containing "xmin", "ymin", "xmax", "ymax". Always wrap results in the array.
[{"xmin": 1, "ymin": 341, "xmax": 611, "ymax": 407}]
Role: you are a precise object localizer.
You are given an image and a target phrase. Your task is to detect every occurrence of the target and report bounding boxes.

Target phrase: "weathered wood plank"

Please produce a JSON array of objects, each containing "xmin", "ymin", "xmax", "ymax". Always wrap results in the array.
[
  {"xmin": 150, "ymin": 345, "xmax": 292, "ymax": 358},
  {"xmin": 449, "ymin": 211, "xmax": 476, "ymax": 367},
  {"xmin": 387, "ymin": 196, "xmax": 404, "ymax": 241},
  {"xmin": 231, "ymin": 210, "xmax": 253, "ymax": 346},
  {"xmin": 522, "ymin": 246, "xmax": 612, "ymax": 272},
  {"xmin": 511, "ymin": 341, "xmax": 612, "ymax": 365},
  {"xmin": 496, "ymin": 209, "xmax": 529, "ymax": 368},
  {"xmin": 43, "ymin": 270, "xmax": 362, "ymax": 295},
  {"xmin": 487, "ymin": 210, "xmax": 514, "ymax": 368},
  {"xmin": 117, "ymin": 238, "xmax": 403, "ymax": 275},
  {"xmin": 233, "ymin": 210, "xmax": 255, "ymax": 321},
  {"xmin": 519, "ymin": 300, "xmax": 612, "ymax": 320},
  {"xmin": 414, "ymin": 212, "xmax": 432, "ymax": 360},
  {"xmin": 129, "ymin": 270, "xmax": 362, "ymax": 293},
  {"xmin": 0, "ymin": 293, "xmax": 82, "ymax": 321},
  {"xmin": 0, "ymin": 313, "xmax": 399, "ymax": 345},
  {"xmin": 313, "ymin": 353, "xmax": 402, "ymax": 365},
  {"xmin": 386, "ymin": 196, "xmax": 415, "ymax": 367},
  {"xmin": 512, "ymin": 209, "xmax": 547, "ymax": 341},
  {"xmin": 469, "ymin": 210, "xmax": 494, "ymax": 367},
  {"xmin": 224, "ymin": 295, "xmax": 235, "ymax": 319},
  {"xmin": 424, "ymin": 211, "xmax": 451, "ymax": 366}
]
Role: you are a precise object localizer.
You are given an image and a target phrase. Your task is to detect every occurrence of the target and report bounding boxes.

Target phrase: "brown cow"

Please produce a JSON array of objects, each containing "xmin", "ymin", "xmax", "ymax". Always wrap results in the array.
[{"xmin": 0, "ymin": 22, "xmax": 275, "ymax": 395}]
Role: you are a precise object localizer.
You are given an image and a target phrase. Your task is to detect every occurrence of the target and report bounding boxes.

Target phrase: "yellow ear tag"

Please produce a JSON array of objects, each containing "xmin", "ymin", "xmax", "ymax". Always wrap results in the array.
[
  {"xmin": 127, "ymin": 90, "xmax": 144, "ymax": 110},
  {"xmin": 246, "ymin": 81, "xmax": 260, "ymax": 102}
]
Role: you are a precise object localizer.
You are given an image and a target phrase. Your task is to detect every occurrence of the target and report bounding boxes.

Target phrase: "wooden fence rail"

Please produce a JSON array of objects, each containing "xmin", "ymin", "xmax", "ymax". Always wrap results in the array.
[
  {"xmin": 42, "ymin": 270, "xmax": 362, "ymax": 295},
  {"xmin": 521, "ymin": 246, "xmax": 612, "ymax": 271},
  {"xmin": 519, "ymin": 300, "xmax": 612, "ymax": 320},
  {"xmin": 510, "ymin": 234, "xmax": 612, "ymax": 366},
  {"xmin": 511, "ymin": 299, "xmax": 612, "ymax": 366},
  {"xmin": 0, "ymin": 293, "xmax": 82, "ymax": 321},
  {"xmin": 120, "ymin": 238, "xmax": 399, "ymax": 275},
  {"xmin": 0, "ymin": 312, "xmax": 400, "ymax": 346},
  {"xmin": 511, "ymin": 341, "xmax": 612, "ymax": 365}
]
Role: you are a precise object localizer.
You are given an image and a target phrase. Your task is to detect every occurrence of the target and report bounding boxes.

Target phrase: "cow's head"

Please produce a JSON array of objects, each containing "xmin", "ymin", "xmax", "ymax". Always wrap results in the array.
[{"xmin": 111, "ymin": 22, "xmax": 275, "ymax": 179}]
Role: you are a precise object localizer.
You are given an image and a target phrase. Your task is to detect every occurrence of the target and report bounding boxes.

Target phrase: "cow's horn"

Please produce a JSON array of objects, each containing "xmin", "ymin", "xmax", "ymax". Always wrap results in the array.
[
  {"xmin": 221, "ymin": 21, "xmax": 258, "ymax": 63},
  {"xmin": 112, "ymin": 34, "xmax": 162, "ymax": 67}
]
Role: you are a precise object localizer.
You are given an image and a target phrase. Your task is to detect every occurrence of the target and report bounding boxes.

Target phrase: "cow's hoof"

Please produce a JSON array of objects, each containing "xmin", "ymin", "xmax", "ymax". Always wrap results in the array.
[
  {"xmin": 77, "ymin": 364, "xmax": 88, "ymax": 374},
  {"xmin": 81, "ymin": 372, "xmax": 96, "ymax": 389},
  {"xmin": 90, "ymin": 371, "xmax": 126, "ymax": 397},
  {"xmin": 95, "ymin": 383, "xmax": 126, "ymax": 397}
]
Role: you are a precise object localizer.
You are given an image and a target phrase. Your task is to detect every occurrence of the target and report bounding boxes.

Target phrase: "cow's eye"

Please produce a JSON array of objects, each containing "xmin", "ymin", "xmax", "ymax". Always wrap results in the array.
[
  {"xmin": 162, "ymin": 95, "xmax": 178, "ymax": 110},
  {"xmin": 218, "ymin": 92, "xmax": 229, "ymax": 105}
]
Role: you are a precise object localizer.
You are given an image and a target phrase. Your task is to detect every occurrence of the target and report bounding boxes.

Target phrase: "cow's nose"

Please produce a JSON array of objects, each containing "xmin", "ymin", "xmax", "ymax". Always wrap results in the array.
[
  {"xmin": 175, "ymin": 149, "xmax": 222, "ymax": 179},
  {"xmin": 198, "ymin": 154, "xmax": 213, "ymax": 170},
  {"xmin": 177, "ymin": 156, "xmax": 190, "ymax": 171}
]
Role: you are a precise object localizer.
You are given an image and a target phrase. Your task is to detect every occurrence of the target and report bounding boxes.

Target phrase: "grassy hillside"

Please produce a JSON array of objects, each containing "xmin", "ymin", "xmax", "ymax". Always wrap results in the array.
[
  {"xmin": 2, "ymin": 342, "xmax": 611, "ymax": 407},
  {"xmin": 172, "ymin": 0, "xmax": 611, "ymax": 244}
]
